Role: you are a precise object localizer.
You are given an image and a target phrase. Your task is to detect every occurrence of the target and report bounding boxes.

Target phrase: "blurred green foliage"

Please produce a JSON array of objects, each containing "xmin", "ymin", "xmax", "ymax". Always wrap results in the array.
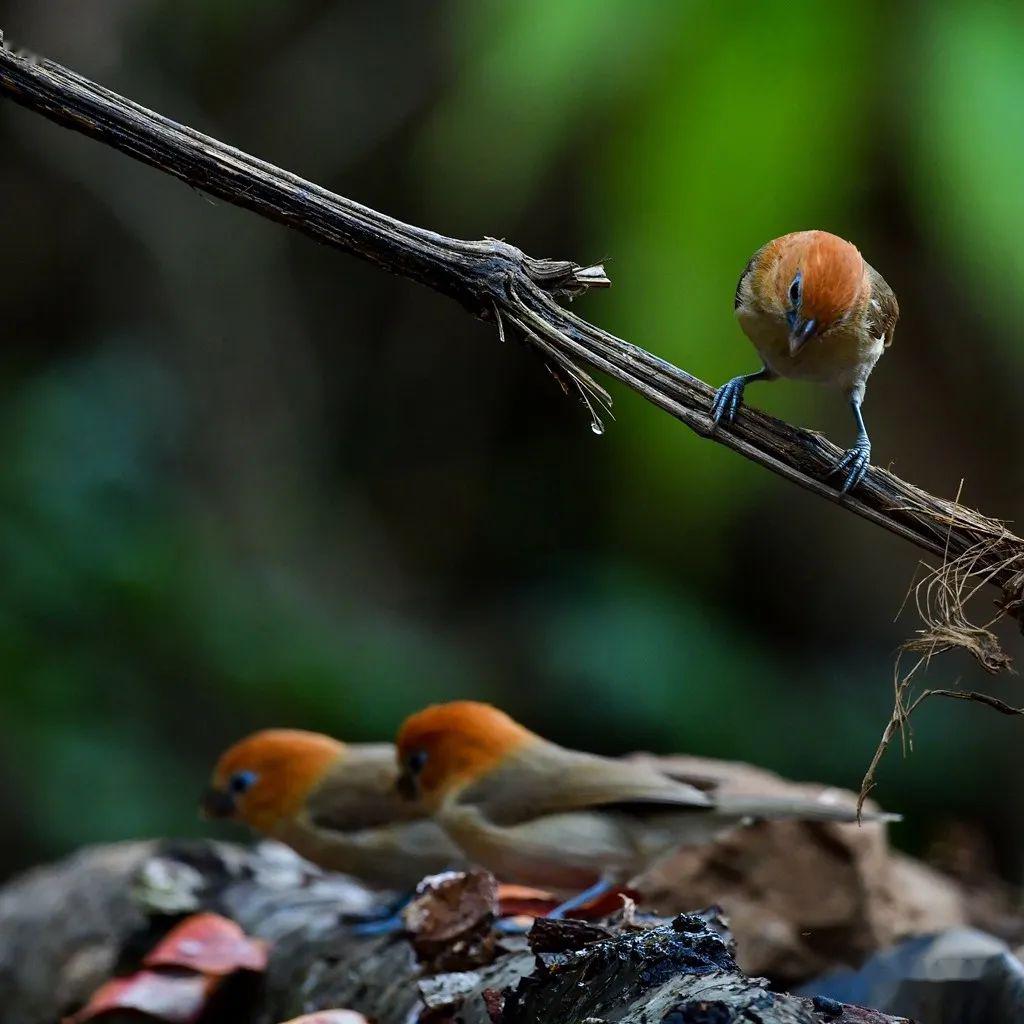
[
  {"xmin": 0, "ymin": 0, "xmax": 1021, "ymax": 881},
  {"xmin": 911, "ymin": 2, "xmax": 1024, "ymax": 362}
]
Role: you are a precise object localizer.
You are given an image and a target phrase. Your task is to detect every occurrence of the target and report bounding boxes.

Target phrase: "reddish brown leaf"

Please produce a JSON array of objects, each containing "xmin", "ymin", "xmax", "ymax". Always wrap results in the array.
[
  {"xmin": 496, "ymin": 883, "xmax": 558, "ymax": 918},
  {"xmin": 496, "ymin": 882, "xmax": 636, "ymax": 921},
  {"xmin": 578, "ymin": 885, "xmax": 639, "ymax": 919},
  {"xmin": 66, "ymin": 969, "xmax": 214, "ymax": 1023},
  {"xmin": 143, "ymin": 912, "xmax": 268, "ymax": 976},
  {"xmin": 482, "ymin": 987, "xmax": 505, "ymax": 1023},
  {"xmin": 276, "ymin": 1014, "xmax": 371, "ymax": 1024}
]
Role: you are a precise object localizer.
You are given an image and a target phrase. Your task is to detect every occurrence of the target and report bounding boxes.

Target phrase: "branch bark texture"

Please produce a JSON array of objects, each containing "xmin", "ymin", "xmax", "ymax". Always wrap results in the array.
[{"xmin": 0, "ymin": 39, "xmax": 1021, "ymax": 635}]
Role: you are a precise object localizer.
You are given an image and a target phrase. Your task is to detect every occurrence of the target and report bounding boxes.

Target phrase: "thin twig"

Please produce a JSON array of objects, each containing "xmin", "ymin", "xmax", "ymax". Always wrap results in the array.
[
  {"xmin": 859, "ymin": 530, "xmax": 1023, "ymax": 813},
  {"xmin": 859, "ymin": 674, "xmax": 1024, "ymax": 816}
]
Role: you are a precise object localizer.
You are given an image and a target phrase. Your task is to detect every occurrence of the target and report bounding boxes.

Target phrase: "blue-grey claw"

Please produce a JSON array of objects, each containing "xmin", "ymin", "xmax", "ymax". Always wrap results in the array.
[{"xmin": 832, "ymin": 442, "xmax": 871, "ymax": 494}]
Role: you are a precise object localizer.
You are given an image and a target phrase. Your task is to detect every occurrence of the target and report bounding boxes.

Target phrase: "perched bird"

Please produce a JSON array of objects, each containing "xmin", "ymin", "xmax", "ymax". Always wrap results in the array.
[
  {"xmin": 202, "ymin": 728, "xmax": 465, "ymax": 890},
  {"xmin": 395, "ymin": 701, "xmax": 898, "ymax": 909},
  {"xmin": 714, "ymin": 230, "xmax": 899, "ymax": 493}
]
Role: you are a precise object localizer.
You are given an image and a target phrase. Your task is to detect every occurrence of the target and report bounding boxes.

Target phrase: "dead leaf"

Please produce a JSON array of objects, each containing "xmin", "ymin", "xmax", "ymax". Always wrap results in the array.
[
  {"xmin": 495, "ymin": 882, "xmax": 637, "ymax": 920},
  {"xmin": 405, "ymin": 870, "xmax": 498, "ymax": 942},
  {"xmin": 496, "ymin": 883, "xmax": 558, "ymax": 918},
  {"xmin": 144, "ymin": 912, "xmax": 268, "ymax": 976},
  {"xmin": 276, "ymin": 1012, "xmax": 371, "ymax": 1024},
  {"xmin": 405, "ymin": 870, "xmax": 499, "ymax": 973},
  {"xmin": 65, "ymin": 969, "xmax": 214, "ymax": 1023},
  {"xmin": 481, "ymin": 988, "xmax": 504, "ymax": 1024}
]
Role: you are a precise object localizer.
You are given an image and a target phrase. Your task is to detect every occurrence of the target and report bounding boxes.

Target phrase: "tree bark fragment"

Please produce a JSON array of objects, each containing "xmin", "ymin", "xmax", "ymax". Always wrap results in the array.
[{"xmin": 0, "ymin": 840, "xmax": 911, "ymax": 1024}]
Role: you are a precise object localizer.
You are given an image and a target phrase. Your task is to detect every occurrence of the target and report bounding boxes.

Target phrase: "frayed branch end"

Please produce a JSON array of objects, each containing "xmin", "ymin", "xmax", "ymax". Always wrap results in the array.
[
  {"xmin": 997, "ymin": 569, "xmax": 1024, "ymax": 636},
  {"xmin": 520, "ymin": 254, "xmax": 611, "ymax": 300}
]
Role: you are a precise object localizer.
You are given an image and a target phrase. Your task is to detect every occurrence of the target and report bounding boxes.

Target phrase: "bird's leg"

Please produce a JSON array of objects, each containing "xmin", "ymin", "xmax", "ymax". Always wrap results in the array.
[
  {"xmin": 495, "ymin": 916, "xmax": 532, "ymax": 934},
  {"xmin": 346, "ymin": 911, "xmax": 406, "ymax": 936},
  {"xmin": 343, "ymin": 889, "xmax": 415, "ymax": 936},
  {"xmin": 831, "ymin": 390, "xmax": 871, "ymax": 494},
  {"xmin": 711, "ymin": 365, "xmax": 773, "ymax": 426},
  {"xmin": 545, "ymin": 877, "xmax": 615, "ymax": 920}
]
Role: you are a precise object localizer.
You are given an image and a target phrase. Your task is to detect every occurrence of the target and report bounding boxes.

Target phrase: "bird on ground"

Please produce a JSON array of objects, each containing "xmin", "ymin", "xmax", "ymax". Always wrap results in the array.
[
  {"xmin": 202, "ymin": 728, "xmax": 465, "ymax": 891},
  {"xmin": 714, "ymin": 230, "xmax": 899, "ymax": 493},
  {"xmin": 395, "ymin": 701, "xmax": 899, "ymax": 915}
]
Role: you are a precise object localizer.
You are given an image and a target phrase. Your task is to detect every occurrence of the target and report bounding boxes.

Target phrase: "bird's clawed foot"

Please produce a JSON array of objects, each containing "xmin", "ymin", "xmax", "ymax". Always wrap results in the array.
[
  {"xmin": 341, "ymin": 890, "xmax": 413, "ymax": 936},
  {"xmin": 711, "ymin": 376, "xmax": 747, "ymax": 426},
  {"xmin": 832, "ymin": 440, "xmax": 871, "ymax": 494},
  {"xmin": 346, "ymin": 911, "xmax": 406, "ymax": 936},
  {"xmin": 495, "ymin": 916, "xmax": 531, "ymax": 935}
]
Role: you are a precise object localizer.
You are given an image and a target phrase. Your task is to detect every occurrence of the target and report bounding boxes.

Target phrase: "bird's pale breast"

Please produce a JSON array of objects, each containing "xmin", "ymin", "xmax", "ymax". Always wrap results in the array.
[
  {"xmin": 736, "ymin": 306, "xmax": 884, "ymax": 392},
  {"xmin": 439, "ymin": 802, "xmax": 635, "ymax": 891}
]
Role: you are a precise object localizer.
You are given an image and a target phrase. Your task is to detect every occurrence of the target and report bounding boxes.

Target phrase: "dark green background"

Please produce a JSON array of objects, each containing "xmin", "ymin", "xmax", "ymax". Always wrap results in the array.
[{"xmin": 0, "ymin": 1, "xmax": 1021, "ymax": 882}]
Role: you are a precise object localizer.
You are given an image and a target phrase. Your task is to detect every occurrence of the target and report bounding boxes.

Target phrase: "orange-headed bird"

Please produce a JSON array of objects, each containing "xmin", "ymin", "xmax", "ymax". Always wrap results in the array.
[
  {"xmin": 203, "ymin": 729, "xmax": 465, "ymax": 890},
  {"xmin": 715, "ymin": 230, "xmax": 899, "ymax": 493},
  {"xmin": 395, "ymin": 701, "xmax": 898, "ymax": 908}
]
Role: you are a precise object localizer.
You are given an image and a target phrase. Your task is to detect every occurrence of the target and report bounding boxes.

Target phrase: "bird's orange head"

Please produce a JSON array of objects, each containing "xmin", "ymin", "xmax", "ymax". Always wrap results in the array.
[
  {"xmin": 202, "ymin": 729, "xmax": 343, "ymax": 834},
  {"xmin": 750, "ymin": 230, "xmax": 866, "ymax": 355},
  {"xmin": 395, "ymin": 701, "xmax": 535, "ymax": 808}
]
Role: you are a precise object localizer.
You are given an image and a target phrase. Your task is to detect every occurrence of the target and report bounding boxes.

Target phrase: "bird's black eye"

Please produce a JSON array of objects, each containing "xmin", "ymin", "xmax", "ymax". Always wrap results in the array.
[
  {"xmin": 229, "ymin": 770, "xmax": 258, "ymax": 795},
  {"xmin": 788, "ymin": 273, "xmax": 802, "ymax": 307},
  {"xmin": 406, "ymin": 749, "xmax": 428, "ymax": 775}
]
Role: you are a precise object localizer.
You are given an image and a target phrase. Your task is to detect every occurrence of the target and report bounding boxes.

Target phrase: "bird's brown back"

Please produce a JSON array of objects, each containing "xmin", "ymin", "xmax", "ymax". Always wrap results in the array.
[{"xmin": 454, "ymin": 739, "xmax": 713, "ymax": 827}]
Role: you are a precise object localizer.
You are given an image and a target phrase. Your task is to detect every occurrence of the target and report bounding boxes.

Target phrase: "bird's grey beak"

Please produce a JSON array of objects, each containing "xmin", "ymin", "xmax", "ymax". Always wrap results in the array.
[
  {"xmin": 396, "ymin": 769, "xmax": 418, "ymax": 801},
  {"xmin": 787, "ymin": 316, "xmax": 816, "ymax": 356},
  {"xmin": 200, "ymin": 787, "xmax": 236, "ymax": 820}
]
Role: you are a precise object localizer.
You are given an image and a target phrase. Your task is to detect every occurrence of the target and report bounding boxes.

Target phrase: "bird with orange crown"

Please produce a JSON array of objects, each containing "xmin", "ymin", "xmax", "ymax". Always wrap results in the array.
[
  {"xmin": 202, "ymin": 728, "xmax": 466, "ymax": 891},
  {"xmin": 714, "ymin": 230, "xmax": 899, "ymax": 494},
  {"xmin": 395, "ymin": 701, "xmax": 899, "ymax": 917}
]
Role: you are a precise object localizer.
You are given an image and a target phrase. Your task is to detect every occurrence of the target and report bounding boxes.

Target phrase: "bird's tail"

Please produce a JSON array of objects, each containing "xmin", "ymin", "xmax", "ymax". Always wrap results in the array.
[{"xmin": 714, "ymin": 794, "xmax": 900, "ymax": 825}]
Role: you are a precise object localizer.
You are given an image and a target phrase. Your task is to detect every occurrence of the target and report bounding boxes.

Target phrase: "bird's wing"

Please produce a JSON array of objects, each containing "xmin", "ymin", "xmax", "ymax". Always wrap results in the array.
[
  {"xmin": 305, "ymin": 743, "xmax": 423, "ymax": 832},
  {"xmin": 865, "ymin": 262, "xmax": 899, "ymax": 349},
  {"xmin": 456, "ymin": 742, "xmax": 714, "ymax": 827},
  {"xmin": 651, "ymin": 763, "xmax": 722, "ymax": 792},
  {"xmin": 714, "ymin": 793, "xmax": 899, "ymax": 824},
  {"xmin": 733, "ymin": 241, "xmax": 770, "ymax": 310}
]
